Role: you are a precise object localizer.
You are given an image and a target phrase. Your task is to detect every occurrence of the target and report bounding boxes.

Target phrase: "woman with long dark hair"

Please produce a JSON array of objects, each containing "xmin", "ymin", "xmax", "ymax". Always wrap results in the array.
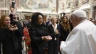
[{"xmin": 60, "ymin": 16, "xmax": 73, "ymax": 41}]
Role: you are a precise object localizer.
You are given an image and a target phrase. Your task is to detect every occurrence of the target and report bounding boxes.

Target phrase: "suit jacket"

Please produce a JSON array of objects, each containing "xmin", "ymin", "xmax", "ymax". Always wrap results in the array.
[{"xmin": 48, "ymin": 24, "xmax": 61, "ymax": 45}]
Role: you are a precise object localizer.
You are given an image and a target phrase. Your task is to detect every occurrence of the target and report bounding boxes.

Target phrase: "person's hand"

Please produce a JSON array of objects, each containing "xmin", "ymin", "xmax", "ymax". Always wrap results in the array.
[
  {"xmin": 46, "ymin": 35, "xmax": 52, "ymax": 41},
  {"xmin": 13, "ymin": 25, "xmax": 18, "ymax": 30},
  {"xmin": 8, "ymin": 25, "xmax": 14, "ymax": 31},
  {"xmin": 42, "ymin": 35, "xmax": 52, "ymax": 41},
  {"xmin": 41, "ymin": 36, "xmax": 46, "ymax": 40},
  {"xmin": 8, "ymin": 25, "xmax": 18, "ymax": 31},
  {"xmin": 61, "ymin": 41, "xmax": 64, "ymax": 43},
  {"xmin": 54, "ymin": 29, "xmax": 59, "ymax": 34}
]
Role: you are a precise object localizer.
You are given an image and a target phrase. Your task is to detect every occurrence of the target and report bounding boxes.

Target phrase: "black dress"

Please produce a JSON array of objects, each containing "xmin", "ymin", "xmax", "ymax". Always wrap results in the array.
[
  {"xmin": 29, "ymin": 25, "xmax": 49, "ymax": 54},
  {"xmin": 0, "ymin": 28, "xmax": 19, "ymax": 54}
]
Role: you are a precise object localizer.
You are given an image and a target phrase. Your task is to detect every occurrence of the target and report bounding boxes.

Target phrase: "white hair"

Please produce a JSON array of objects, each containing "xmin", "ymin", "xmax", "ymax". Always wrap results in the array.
[
  {"xmin": 51, "ymin": 16, "xmax": 57, "ymax": 21},
  {"xmin": 51, "ymin": 16, "xmax": 57, "ymax": 19}
]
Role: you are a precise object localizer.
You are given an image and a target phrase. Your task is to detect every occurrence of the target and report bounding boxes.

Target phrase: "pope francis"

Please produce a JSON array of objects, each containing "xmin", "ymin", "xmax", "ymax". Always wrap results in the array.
[{"xmin": 60, "ymin": 9, "xmax": 96, "ymax": 54}]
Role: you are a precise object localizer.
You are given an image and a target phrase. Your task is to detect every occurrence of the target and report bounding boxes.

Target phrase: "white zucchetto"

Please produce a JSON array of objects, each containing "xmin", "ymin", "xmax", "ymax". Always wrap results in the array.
[{"xmin": 72, "ymin": 9, "xmax": 87, "ymax": 18}]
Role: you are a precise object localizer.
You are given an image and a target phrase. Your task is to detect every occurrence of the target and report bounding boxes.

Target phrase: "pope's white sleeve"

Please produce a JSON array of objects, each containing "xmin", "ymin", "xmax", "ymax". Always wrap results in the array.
[
  {"xmin": 60, "ymin": 28, "xmax": 81, "ymax": 54},
  {"xmin": 60, "ymin": 41, "xmax": 67, "ymax": 54}
]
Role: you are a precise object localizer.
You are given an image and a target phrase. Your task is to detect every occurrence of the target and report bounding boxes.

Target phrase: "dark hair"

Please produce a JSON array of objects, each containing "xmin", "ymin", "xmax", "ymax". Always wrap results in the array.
[
  {"xmin": 61, "ymin": 16, "xmax": 68, "ymax": 20},
  {"xmin": 31, "ymin": 12, "xmax": 44, "ymax": 26},
  {"xmin": 61, "ymin": 16, "xmax": 68, "ymax": 23},
  {"xmin": 60, "ymin": 16, "xmax": 71, "ymax": 31}
]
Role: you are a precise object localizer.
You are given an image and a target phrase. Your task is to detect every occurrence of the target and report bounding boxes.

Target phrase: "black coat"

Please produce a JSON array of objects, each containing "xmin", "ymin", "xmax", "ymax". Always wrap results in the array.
[
  {"xmin": 12, "ymin": 21, "xmax": 23, "ymax": 51},
  {"xmin": 48, "ymin": 24, "xmax": 61, "ymax": 44},
  {"xmin": 29, "ymin": 25, "xmax": 49, "ymax": 54},
  {"xmin": 0, "ymin": 28, "xmax": 20, "ymax": 54},
  {"xmin": 47, "ymin": 24, "xmax": 61, "ymax": 54},
  {"xmin": 59, "ymin": 23, "xmax": 73, "ymax": 41}
]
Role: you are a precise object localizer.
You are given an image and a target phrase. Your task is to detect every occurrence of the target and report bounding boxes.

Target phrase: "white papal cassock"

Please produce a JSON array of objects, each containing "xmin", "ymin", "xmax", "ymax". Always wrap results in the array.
[{"xmin": 60, "ymin": 19, "xmax": 96, "ymax": 54}]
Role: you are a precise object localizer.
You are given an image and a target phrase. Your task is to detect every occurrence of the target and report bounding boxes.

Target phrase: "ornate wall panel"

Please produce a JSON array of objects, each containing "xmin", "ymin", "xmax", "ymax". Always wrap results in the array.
[
  {"xmin": 82, "ymin": 0, "xmax": 89, "ymax": 5},
  {"xmin": 93, "ymin": 0, "xmax": 96, "ymax": 1},
  {"xmin": 58, "ymin": 0, "xmax": 65, "ymax": 12},
  {"xmin": 0, "ymin": 0, "xmax": 5, "ymax": 8},
  {"xmin": 73, "ymin": 0, "xmax": 79, "ymax": 8},
  {"xmin": 20, "ymin": 0, "xmax": 56, "ymax": 13}
]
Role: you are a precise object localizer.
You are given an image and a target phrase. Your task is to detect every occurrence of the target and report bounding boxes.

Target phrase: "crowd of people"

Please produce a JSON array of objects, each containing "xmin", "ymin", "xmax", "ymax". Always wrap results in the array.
[{"xmin": 0, "ymin": 7, "xmax": 96, "ymax": 54}]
